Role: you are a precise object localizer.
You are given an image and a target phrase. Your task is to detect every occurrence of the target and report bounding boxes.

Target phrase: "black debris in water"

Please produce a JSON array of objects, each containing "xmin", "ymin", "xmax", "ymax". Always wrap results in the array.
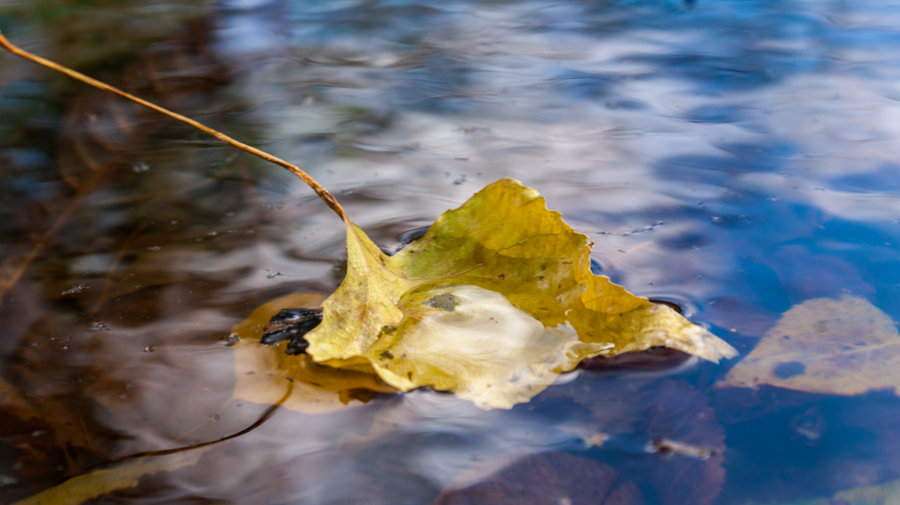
[{"xmin": 260, "ymin": 307, "xmax": 323, "ymax": 355}]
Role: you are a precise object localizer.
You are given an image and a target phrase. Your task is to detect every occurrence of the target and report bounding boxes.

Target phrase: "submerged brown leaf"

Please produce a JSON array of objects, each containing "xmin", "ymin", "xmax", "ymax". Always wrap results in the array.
[
  {"xmin": 537, "ymin": 377, "xmax": 726, "ymax": 505},
  {"xmin": 719, "ymin": 295, "xmax": 900, "ymax": 396},
  {"xmin": 432, "ymin": 451, "xmax": 643, "ymax": 505}
]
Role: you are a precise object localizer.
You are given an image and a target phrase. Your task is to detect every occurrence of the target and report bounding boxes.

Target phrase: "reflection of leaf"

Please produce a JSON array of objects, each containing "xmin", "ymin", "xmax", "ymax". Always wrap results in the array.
[
  {"xmin": 11, "ymin": 449, "xmax": 208, "ymax": 505},
  {"xmin": 304, "ymin": 179, "xmax": 735, "ymax": 409},
  {"xmin": 231, "ymin": 293, "xmax": 398, "ymax": 413},
  {"xmin": 719, "ymin": 295, "xmax": 900, "ymax": 395}
]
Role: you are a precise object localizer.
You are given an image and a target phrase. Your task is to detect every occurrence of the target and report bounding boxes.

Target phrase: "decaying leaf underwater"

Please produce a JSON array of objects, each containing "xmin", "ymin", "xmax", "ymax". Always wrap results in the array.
[{"xmin": 719, "ymin": 295, "xmax": 900, "ymax": 396}]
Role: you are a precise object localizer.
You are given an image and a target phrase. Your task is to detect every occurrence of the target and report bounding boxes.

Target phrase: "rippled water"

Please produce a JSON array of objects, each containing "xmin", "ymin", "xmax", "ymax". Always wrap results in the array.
[{"xmin": 3, "ymin": 1, "xmax": 900, "ymax": 504}]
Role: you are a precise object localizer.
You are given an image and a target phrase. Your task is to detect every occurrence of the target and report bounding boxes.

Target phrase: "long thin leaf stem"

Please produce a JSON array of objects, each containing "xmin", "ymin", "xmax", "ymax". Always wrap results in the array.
[{"xmin": 0, "ymin": 28, "xmax": 348, "ymax": 221}]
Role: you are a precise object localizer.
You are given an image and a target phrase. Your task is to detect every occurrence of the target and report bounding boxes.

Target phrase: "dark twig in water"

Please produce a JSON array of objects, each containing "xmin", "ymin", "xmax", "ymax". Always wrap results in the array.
[{"xmin": 82, "ymin": 381, "xmax": 295, "ymax": 471}]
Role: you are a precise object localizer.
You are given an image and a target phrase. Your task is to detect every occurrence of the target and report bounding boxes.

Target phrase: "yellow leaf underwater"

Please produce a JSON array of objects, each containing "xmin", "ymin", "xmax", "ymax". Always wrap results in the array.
[
  {"xmin": 300, "ymin": 178, "xmax": 735, "ymax": 409},
  {"xmin": 719, "ymin": 295, "xmax": 900, "ymax": 396},
  {"xmin": 12, "ymin": 449, "xmax": 207, "ymax": 505}
]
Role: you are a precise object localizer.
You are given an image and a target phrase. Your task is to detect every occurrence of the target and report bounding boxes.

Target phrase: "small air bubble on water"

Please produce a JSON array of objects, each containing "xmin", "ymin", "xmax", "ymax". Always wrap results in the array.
[
  {"xmin": 132, "ymin": 161, "xmax": 150, "ymax": 173},
  {"xmin": 147, "ymin": 245, "xmax": 161, "ymax": 251},
  {"xmin": 88, "ymin": 321, "xmax": 109, "ymax": 331},
  {"xmin": 143, "ymin": 345, "xmax": 154, "ymax": 352}
]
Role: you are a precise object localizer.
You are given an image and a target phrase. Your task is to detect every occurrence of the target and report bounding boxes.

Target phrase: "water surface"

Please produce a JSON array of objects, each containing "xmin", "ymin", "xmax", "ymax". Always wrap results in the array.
[{"xmin": 2, "ymin": 1, "xmax": 900, "ymax": 504}]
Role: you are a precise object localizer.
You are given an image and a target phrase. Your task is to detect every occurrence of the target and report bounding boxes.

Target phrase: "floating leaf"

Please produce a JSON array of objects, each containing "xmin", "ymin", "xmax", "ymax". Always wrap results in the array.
[
  {"xmin": 302, "ymin": 179, "xmax": 735, "ymax": 409},
  {"xmin": 719, "ymin": 295, "xmax": 900, "ymax": 396}
]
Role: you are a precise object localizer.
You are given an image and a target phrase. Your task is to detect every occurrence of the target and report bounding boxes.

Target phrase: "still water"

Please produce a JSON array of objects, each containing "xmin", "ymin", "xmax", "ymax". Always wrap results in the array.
[{"xmin": 2, "ymin": 1, "xmax": 900, "ymax": 504}]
